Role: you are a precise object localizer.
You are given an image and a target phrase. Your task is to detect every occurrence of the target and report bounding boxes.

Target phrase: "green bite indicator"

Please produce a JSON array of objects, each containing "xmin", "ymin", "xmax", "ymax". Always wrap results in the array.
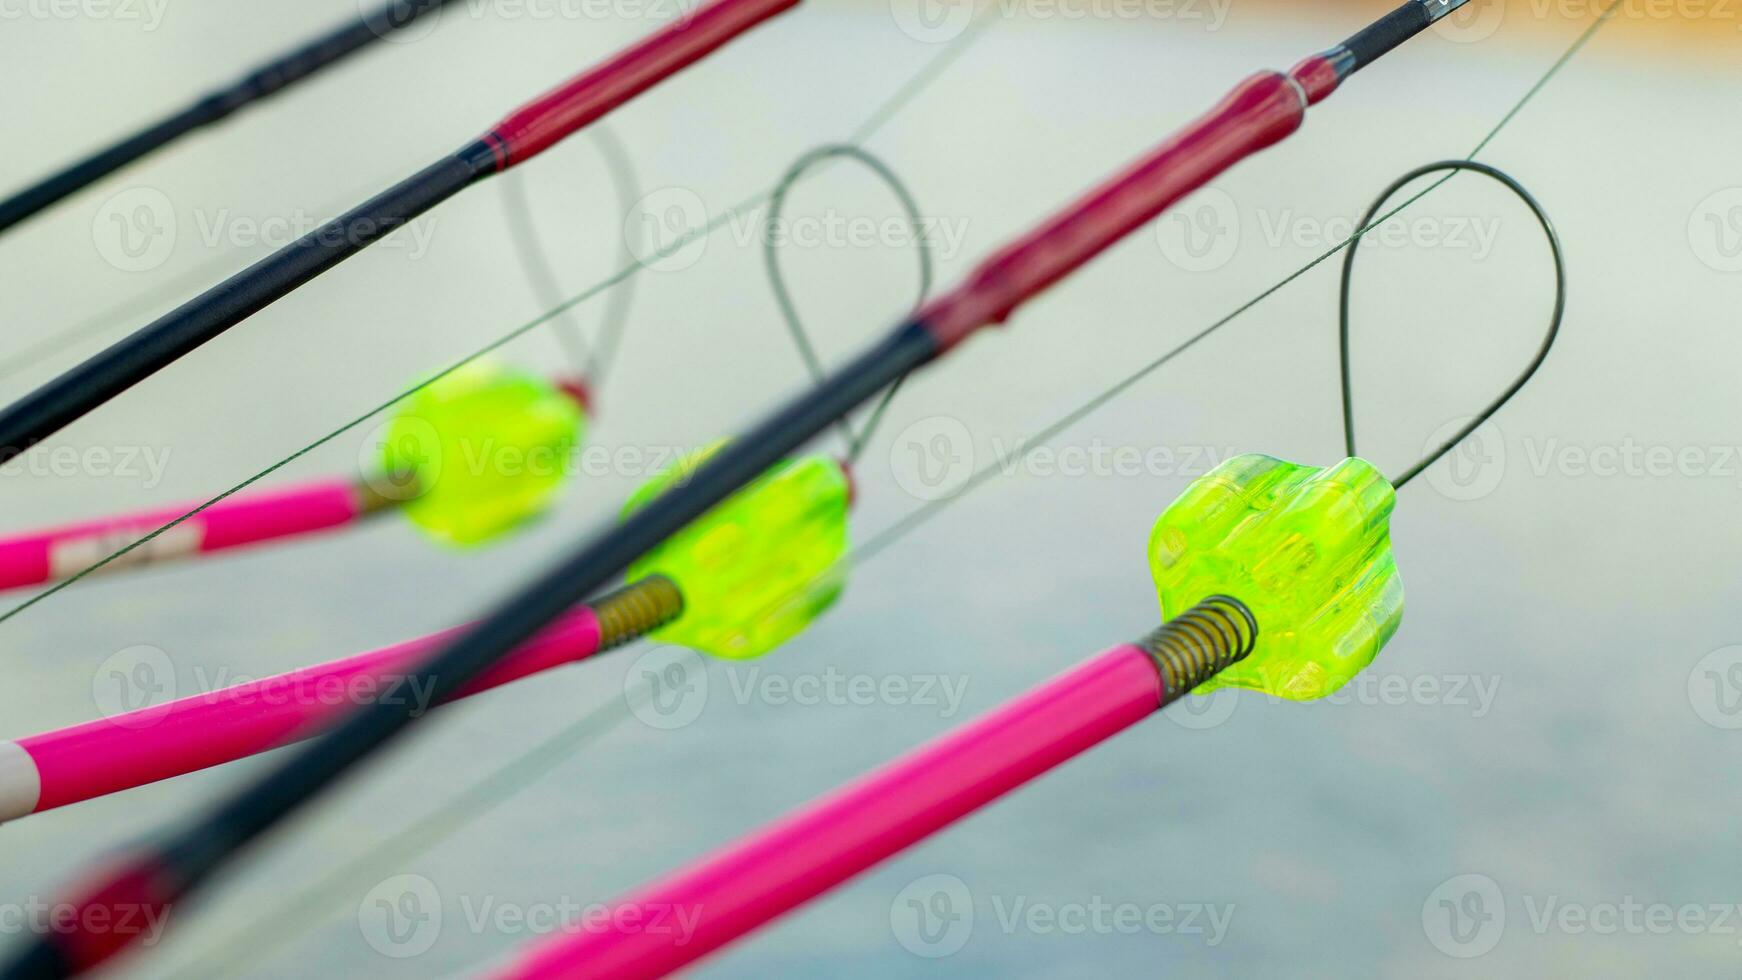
[
  {"xmin": 1148, "ymin": 454, "xmax": 1404, "ymax": 700},
  {"xmin": 622, "ymin": 442, "xmax": 852, "ymax": 660},
  {"xmin": 380, "ymin": 360, "xmax": 585, "ymax": 546}
]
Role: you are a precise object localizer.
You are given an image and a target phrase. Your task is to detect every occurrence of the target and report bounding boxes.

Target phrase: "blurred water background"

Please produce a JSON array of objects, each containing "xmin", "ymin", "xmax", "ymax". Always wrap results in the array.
[{"xmin": 1, "ymin": 0, "xmax": 1740, "ymax": 976}]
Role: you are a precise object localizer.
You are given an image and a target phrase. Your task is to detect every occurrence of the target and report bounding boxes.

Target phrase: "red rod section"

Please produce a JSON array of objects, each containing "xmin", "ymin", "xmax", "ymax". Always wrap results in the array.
[
  {"xmin": 497, "ymin": 644, "xmax": 1165, "ymax": 980},
  {"xmin": 481, "ymin": 0, "xmax": 801, "ymax": 170},
  {"xmin": 917, "ymin": 71, "xmax": 1308, "ymax": 350}
]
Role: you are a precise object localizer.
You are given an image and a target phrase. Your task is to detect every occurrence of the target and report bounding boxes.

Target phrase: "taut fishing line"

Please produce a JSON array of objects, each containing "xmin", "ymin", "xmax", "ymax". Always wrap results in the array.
[
  {"xmin": 0, "ymin": 7, "xmax": 1000, "ymax": 630},
  {"xmin": 168, "ymin": 675, "xmax": 659, "ymax": 979},
  {"xmin": 162, "ymin": 138, "xmax": 943, "ymax": 977},
  {"xmin": 858, "ymin": 0, "xmax": 1619, "ymax": 562},
  {"xmin": 160, "ymin": 8, "xmax": 1616, "ymax": 965}
]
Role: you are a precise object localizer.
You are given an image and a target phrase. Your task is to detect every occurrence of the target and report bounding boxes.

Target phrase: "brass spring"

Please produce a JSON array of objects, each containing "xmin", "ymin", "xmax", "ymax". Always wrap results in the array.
[
  {"xmin": 353, "ymin": 471, "xmax": 422, "ymax": 514},
  {"xmin": 1136, "ymin": 595, "xmax": 1258, "ymax": 702},
  {"xmin": 595, "ymin": 575, "xmax": 685, "ymax": 650}
]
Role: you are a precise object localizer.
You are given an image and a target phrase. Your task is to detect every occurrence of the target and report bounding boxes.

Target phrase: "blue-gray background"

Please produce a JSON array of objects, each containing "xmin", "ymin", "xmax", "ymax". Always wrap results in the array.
[{"xmin": 1, "ymin": 1, "xmax": 1739, "ymax": 976}]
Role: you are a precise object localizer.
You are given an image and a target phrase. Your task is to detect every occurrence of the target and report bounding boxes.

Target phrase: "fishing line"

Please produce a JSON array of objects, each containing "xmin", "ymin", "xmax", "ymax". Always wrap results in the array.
[
  {"xmin": 94, "ymin": 14, "xmax": 1615, "ymax": 969},
  {"xmin": 165, "ymin": 676, "xmax": 658, "ymax": 980},
  {"xmin": 291, "ymin": 36, "xmax": 1595, "ymax": 973},
  {"xmin": 0, "ymin": 174, "xmax": 397, "ymax": 391},
  {"xmin": 500, "ymin": 124, "xmax": 645, "ymax": 387},
  {"xmin": 0, "ymin": 268, "xmax": 222, "ymax": 388},
  {"xmin": 181, "ymin": 131, "xmax": 1580, "ymax": 980},
  {"xmin": 763, "ymin": 144, "xmax": 934, "ymax": 460},
  {"xmin": 1342, "ymin": 160, "xmax": 1566, "ymax": 490},
  {"xmin": 141, "ymin": 142, "xmax": 936, "ymax": 971},
  {"xmin": 122, "ymin": 138, "xmax": 947, "ymax": 980},
  {"xmin": 857, "ymin": 0, "xmax": 1618, "ymax": 563},
  {"xmin": 0, "ymin": 5, "xmax": 1002, "ymax": 630}
]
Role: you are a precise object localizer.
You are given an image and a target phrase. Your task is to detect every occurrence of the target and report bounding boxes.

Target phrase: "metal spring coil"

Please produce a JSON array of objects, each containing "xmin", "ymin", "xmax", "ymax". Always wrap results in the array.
[
  {"xmin": 1136, "ymin": 595, "xmax": 1259, "ymax": 702},
  {"xmin": 595, "ymin": 575, "xmax": 685, "ymax": 650}
]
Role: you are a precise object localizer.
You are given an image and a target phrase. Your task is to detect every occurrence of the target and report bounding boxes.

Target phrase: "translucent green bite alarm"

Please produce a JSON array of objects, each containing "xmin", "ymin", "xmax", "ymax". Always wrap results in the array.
[
  {"xmin": 381, "ymin": 360, "xmax": 584, "ymax": 546},
  {"xmin": 623, "ymin": 442, "xmax": 852, "ymax": 660},
  {"xmin": 1148, "ymin": 454, "xmax": 1403, "ymax": 700}
]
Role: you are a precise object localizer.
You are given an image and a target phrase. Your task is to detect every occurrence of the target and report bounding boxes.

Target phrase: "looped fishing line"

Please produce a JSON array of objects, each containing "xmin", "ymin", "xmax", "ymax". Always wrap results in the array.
[
  {"xmin": 857, "ymin": 0, "xmax": 1619, "ymax": 559},
  {"xmin": 162, "ymin": 141, "xmax": 933, "ymax": 974},
  {"xmin": 0, "ymin": 4, "xmax": 1002, "ymax": 630},
  {"xmin": 1339, "ymin": 160, "xmax": 1566, "ymax": 490},
  {"xmin": 763, "ymin": 144, "xmax": 934, "ymax": 462},
  {"xmin": 500, "ymin": 122, "xmax": 643, "ymax": 388},
  {"xmin": 139, "ymin": 8, "xmax": 1620, "ymax": 972}
]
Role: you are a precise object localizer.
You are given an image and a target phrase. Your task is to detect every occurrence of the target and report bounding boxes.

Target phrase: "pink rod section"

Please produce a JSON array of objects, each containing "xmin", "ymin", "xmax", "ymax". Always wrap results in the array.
[
  {"xmin": 498, "ymin": 644, "xmax": 1164, "ymax": 980},
  {"xmin": 0, "ymin": 478, "xmax": 370, "ymax": 591},
  {"xmin": 9, "ymin": 606, "xmax": 602, "ymax": 819}
]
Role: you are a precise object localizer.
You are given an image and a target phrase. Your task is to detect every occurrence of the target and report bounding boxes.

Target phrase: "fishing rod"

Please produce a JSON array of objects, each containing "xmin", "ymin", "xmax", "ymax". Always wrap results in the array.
[
  {"xmin": 0, "ymin": 0, "xmax": 461, "ymax": 236},
  {"xmin": 0, "ymin": 363, "xmax": 584, "ymax": 592},
  {"xmin": 494, "ymin": 451, "xmax": 1403, "ymax": 979},
  {"xmin": 0, "ymin": 127, "xmax": 650, "ymax": 594},
  {"xmin": 126, "ymin": 45, "xmax": 1577, "ymax": 978},
  {"xmin": 0, "ymin": 576, "xmax": 680, "ymax": 825},
  {"xmin": 495, "ymin": 152, "xmax": 1570, "ymax": 974},
  {"xmin": 0, "ymin": 445, "xmax": 852, "ymax": 819},
  {"xmin": 0, "ymin": 140, "xmax": 934, "ymax": 818},
  {"xmin": 0, "ymin": 3, "xmax": 1470, "ymax": 976},
  {"xmin": 0, "ymin": 0, "xmax": 798, "ymax": 466}
]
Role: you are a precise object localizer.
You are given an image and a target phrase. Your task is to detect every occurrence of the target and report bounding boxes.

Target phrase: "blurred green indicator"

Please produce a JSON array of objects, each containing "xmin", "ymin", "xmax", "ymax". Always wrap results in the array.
[
  {"xmin": 623, "ymin": 442, "xmax": 851, "ymax": 660},
  {"xmin": 1148, "ymin": 454, "xmax": 1404, "ymax": 700},
  {"xmin": 382, "ymin": 360, "xmax": 584, "ymax": 546}
]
